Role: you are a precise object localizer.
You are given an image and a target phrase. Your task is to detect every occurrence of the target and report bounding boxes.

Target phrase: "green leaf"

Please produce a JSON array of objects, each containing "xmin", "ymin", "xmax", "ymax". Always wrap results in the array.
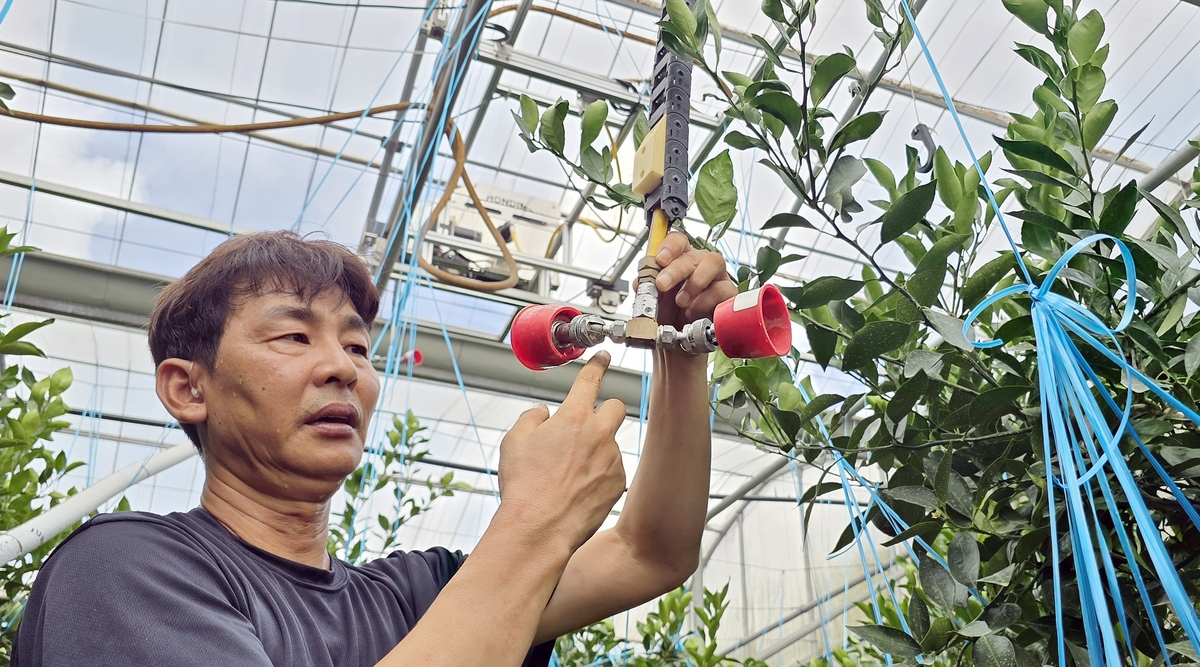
[
  {"xmin": 825, "ymin": 155, "xmax": 867, "ymax": 200},
  {"xmin": 888, "ymin": 486, "xmax": 938, "ymax": 511},
  {"xmin": 725, "ymin": 130, "xmax": 767, "ymax": 151},
  {"xmin": 777, "ymin": 382, "xmax": 803, "ymax": 412},
  {"xmin": 703, "ymin": 0, "xmax": 721, "ymax": 62},
  {"xmin": 1185, "ymin": 335, "xmax": 1200, "ymax": 377},
  {"xmin": 966, "ymin": 386, "xmax": 1030, "ymax": 426},
  {"xmin": 921, "ymin": 617, "xmax": 953, "ymax": 651},
  {"xmin": 842, "ymin": 321, "xmax": 912, "ymax": 370},
  {"xmin": 0, "ymin": 82, "xmax": 14, "ymax": 101},
  {"xmin": 962, "ymin": 253, "xmax": 1015, "ymax": 309},
  {"xmin": 49, "ymin": 367, "xmax": 73, "ymax": 395},
  {"xmin": 920, "ymin": 554, "xmax": 962, "ymax": 612},
  {"xmin": 935, "ymin": 450, "xmax": 953, "ymax": 506},
  {"xmin": 907, "ymin": 595, "xmax": 930, "ymax": 643},
  {"xmin": 909, "ymin": 234, "xmax": 969, "ymax": 306},
  {"xmin": 994, "ymin": 136, "xmax": 1075, "ymax": 174},
  {"xmin": 755, "ymin": 92, "xmax": 804, "ymax": 135},
  {"xmin": 755, "ymin": 246, "xmax": 801, "ymax": 283},
  {"xmin": 1014, "ymin": 43, "xmax": 1063, "ymax": 81},
  {"xmin": 981, "ymin": 603, "xmax": 1022, "ymax": 632},
  {"xmin": 633, "ymin": 109, "xmax": 650, "ymax": 149},
  {"xmin": 723, "ymin": 71, "xmax": 753, "ymax": 88},
  {"xmin": 579, "ymin": 146, "xmax": 608, "ymax": 183},
  {"xmin": 1003, "ymin": 168, "xmax": 1075, "ymax": 191},
  {"xmin": 933, "ymin": 148, "xmax": 962, "ymax": 209},
  {"xmin": 977, "ymin": 563, "xmax": 1016, "ymax": 586},
  {"xmin": 665, "ymin": 0, "xmax": 698, "ymax": 43},
  {"xmin": 539, "ymin": 100, "xmax": 569, "ymax": 154},
  {"xmin": 880, "ymin": 181, "xmax": 937, "ymax": 245},
  {"xmin": 1082, "ymin": 100, "xmax": 1117, "ymax": 150},
  {"xmin": 796, "ymin": 393, "xmax": 846, "ymax": 426},
  {"xmin": 519, "ymin": 95, "xmax": 540, "ymax": 135},
  {"xmin": 1006, "ymin": 209, "xmax": 1074, "ymax": 237},
  {"xmin": 751, "ymin": 34, "xmax": 783, "ymax": 70},
  {"xmin": 1002, "ymin": 0, "xmax": 1049, "ymax": 34},
  {"xmin": 830, "ymin": 300, "xmax": 865, "ymax": 332},
  {"xmin": 696, "ymin": 150, "xmax": 737, "ymax": 228},
  {"xmin": 1139, "ymin": 187, "xmax": 1191, "ymax": 246},
  {"xmin": 580, "ymin": 99, "xmax": 609, "ymax": 152},
  {"xmin": 0, "ymin": 341, "xmax": 46, "ymax": 357},
  {"xmin": 886, "ymin": 370, "xmax": 928, "ymax": 423},
  {"xmin": 806, "ymin": 323, "xmax": 837, "ymax": 369},
  {"xmin": 1065, "ymin": 64, "xmax": 1106, "ymax": 112},
  {"xmin": 811, "ymin": 53, "xmax": 856, "ymax": 107},
  {"xmin": 3, "ymin": 318, "xmax": 54, "ymax": 344},
  {"xmin": 848, "ymin": 625, "xmax": 922, "ymax": 658},
  {"xmin": 829, "ymin": 111, "xmax": 885, "ymax": 153},
  {"xmin": 865, "ymin": 157, "xmax": 898, "ymax": 200},
  {"xmin": 1098, "ymin": 180, "xmax": 1139, "ymax": 236},
  {"xmin": 957, "ymin": 620, "xmax": 992, "ymax": 638},
  {"xmin": 1167, "ymin": 641, "xmax": 1200, "ymax": 662},
  {"xmin": 1157, "ymin": 295, "xmax": 1186, "ymax": 337},
  {"xmin": 762, "ymin": 212, "xmax": 816, "ymax": 231},
  {"xmin": 1068, "ymin": 10, "xmax": 1105, "ymax": 65},
  {"xmin": 762, "ymin": 0, "xmax": 786, "ymax": 23},
  {"xmin": 948, "ymin": 532, "xmax": 980, "ymax": 587},
  {"xmin": 792, "ymin": 277, "xmax": 864, "ymax": 310},
  {"xmin": 925, "ymin": 309, "xmax": 973, "ymax": 351},
  {"xmin": 973, "ymin": 634, "xmax": 1018, "ymax": 667},
  {"xmin": 882, "ymin": 520, "xmax": 944, "ymax": 547}
]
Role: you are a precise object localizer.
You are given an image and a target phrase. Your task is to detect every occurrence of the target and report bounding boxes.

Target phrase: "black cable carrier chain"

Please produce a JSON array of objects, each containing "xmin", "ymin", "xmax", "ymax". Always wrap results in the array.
[{"xmin": 643, "ymin": 0, "xmax": 697, "ymax": 226}]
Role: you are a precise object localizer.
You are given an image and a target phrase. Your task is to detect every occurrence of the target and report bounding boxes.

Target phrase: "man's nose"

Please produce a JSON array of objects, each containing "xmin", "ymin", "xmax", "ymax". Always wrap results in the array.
[{"xmin": 314, "ymin": 338, "xmax": 359, "ymax": 387}]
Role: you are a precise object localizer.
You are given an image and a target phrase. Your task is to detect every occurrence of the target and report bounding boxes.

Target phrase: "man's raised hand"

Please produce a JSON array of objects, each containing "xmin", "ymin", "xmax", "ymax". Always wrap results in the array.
[
  {"xmin": 498, "ymin": 352, "xmax": 627, "ymax": 551},
  {"xmin": 652, "ymin": 232, "xmax": 737, "ymax": 327}
]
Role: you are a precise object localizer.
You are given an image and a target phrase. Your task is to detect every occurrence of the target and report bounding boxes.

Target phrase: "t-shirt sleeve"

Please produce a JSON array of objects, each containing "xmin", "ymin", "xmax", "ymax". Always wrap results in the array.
[{"xmin": 15, "ymin": 518, "xmax": 272, "ymax": 667}]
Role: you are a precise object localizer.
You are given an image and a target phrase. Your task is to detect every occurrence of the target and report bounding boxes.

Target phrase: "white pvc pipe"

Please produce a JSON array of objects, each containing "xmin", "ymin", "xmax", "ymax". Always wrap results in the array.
[
  {"xmin": 0, "ymin": 443, "xmax": 198, "ymax": 564},
  {"xmin": 1139, "ymin": 130, "xmax": 1200, "ymax": 193}
]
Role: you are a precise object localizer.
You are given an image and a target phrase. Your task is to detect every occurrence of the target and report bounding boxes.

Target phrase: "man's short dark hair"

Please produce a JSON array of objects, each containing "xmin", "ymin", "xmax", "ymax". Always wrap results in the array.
[{"xmin": 148, "ymin": 231, "xmax": 380, "ymax": 452}]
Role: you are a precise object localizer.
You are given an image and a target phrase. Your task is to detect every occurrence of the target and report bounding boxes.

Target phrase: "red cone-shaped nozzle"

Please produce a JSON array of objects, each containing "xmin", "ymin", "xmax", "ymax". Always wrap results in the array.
[
  {"xmin": 511, "ymin": 304, "xmax": 586, "ymax": 370},
  {"xmin": 713, "ymin": 285, "xmax": 792, "ymax": 358}
]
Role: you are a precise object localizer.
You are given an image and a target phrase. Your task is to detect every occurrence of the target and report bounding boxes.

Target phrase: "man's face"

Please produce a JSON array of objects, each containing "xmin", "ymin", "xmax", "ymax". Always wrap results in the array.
[{"xmin": 198, "ymin": 288, "xmax": 380, "ymax": 502}]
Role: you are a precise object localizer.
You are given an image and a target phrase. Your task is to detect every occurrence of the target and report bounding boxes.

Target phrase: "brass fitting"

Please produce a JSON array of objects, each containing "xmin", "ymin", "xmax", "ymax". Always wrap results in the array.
[
  {"xmin": 636, "ymin": 256, "xmax": 661, "ymax": 288},
  {"xmin": 625, "ymin": 316, "xmax": 659, "ymax": 349}
]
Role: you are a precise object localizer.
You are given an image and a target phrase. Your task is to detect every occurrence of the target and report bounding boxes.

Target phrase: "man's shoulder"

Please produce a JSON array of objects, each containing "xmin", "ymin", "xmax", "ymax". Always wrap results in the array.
[
  {"xmin": 46, "ymin": 508, "xmax": 222, "ymax": 573},
  {"xmin": 359, "ymin": 546, "xmax": 467, "ymax": 589}
]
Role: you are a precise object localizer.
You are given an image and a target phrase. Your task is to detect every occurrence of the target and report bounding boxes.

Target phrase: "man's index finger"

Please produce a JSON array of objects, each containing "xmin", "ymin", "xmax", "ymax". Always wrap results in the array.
[{"xmin": 562, "ymin": 351, "xmax": 611, "ymax": 410}]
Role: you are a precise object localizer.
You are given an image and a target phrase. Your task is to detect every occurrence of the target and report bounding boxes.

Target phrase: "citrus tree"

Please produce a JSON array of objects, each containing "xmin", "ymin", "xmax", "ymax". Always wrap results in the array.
[
  {"xmin": 514, "ymin": 0, "xmax": 1200, "ymax": 664},
  {"xmin": 0, "ymin": 230, "xmax": 81, "ymax": 664},
  {"xmin": 329, "ymin": 410, "xmax": 466, "ymax": 563}
]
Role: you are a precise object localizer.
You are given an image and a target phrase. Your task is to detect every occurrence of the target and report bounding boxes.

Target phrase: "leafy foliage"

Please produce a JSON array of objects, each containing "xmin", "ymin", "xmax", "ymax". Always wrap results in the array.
[
  {"xmin": 328, "ymin": 411, "xmax": 466, "ymax": 563},
  {"xmin": 555, "ymin": 586, "xmax": 767, "ymax": 667},
  {"xmin": 0, "ymin": 230, "xmax": 81, "ymax": 665},
  {"xmin": 518, "ymin": 0, "xmax": 1200, "ymax": 664}
]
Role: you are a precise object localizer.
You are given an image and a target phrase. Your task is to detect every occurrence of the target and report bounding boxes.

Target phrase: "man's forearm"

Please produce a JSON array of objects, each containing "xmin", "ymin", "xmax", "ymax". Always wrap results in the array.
[
  {"xmin": 377, "ymin": 506, "xmax": 571, "ymax": 667},
  {"xmin": 614, "ymin": 349, "xmax": 711, "ymax": 575}
]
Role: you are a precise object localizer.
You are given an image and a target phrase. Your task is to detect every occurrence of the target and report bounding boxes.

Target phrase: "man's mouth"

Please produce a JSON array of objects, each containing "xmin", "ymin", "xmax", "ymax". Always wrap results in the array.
[{"xmin": 305, "ymin": 403, "xmax": 361, "ymax": 432}]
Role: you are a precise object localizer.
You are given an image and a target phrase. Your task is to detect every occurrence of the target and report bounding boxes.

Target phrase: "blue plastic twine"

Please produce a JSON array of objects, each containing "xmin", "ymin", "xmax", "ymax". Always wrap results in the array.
[
  {"xmin": 963, "ymin": 235, "xmax": 1200, "ymax": 665},
  {"xmin": 891, "ymin": 2, "xmax": 1200, "ymax": 663}
]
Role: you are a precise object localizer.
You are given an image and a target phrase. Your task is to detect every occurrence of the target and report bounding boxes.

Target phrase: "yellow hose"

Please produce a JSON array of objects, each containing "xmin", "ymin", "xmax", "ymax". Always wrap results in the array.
[{"xmin": 647, "ymin": 208, "xmax": 670, "ymax": 257}]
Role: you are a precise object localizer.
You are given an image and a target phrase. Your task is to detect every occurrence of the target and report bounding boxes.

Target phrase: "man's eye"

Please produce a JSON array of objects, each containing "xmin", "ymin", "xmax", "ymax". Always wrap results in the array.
[
  {"xmin": 348, "ymin": 344, "xmax": 368, "ymax": 357},
  {"xmin": 285, "ymin": 333, "xmax": 309, "ymax": 344}
]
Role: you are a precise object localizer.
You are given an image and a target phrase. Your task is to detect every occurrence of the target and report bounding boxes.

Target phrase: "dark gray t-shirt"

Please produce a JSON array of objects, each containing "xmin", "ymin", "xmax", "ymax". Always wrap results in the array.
[{"xmin": 15, "ymin": 508, "xmax": 552, "ymax": 666}]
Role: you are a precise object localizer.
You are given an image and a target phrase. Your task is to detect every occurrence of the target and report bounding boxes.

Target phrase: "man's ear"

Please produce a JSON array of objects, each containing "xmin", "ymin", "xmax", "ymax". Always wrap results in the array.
[{"xmin": 156, "ymin": 359, "xmax": 208, "ymax": 427}]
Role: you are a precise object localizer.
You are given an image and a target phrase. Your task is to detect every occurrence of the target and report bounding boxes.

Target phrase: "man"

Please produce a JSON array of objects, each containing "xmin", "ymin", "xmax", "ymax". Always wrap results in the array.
[{"xmin": 15, "ymin": 229, "xmax": 736, "ymax": 666}]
